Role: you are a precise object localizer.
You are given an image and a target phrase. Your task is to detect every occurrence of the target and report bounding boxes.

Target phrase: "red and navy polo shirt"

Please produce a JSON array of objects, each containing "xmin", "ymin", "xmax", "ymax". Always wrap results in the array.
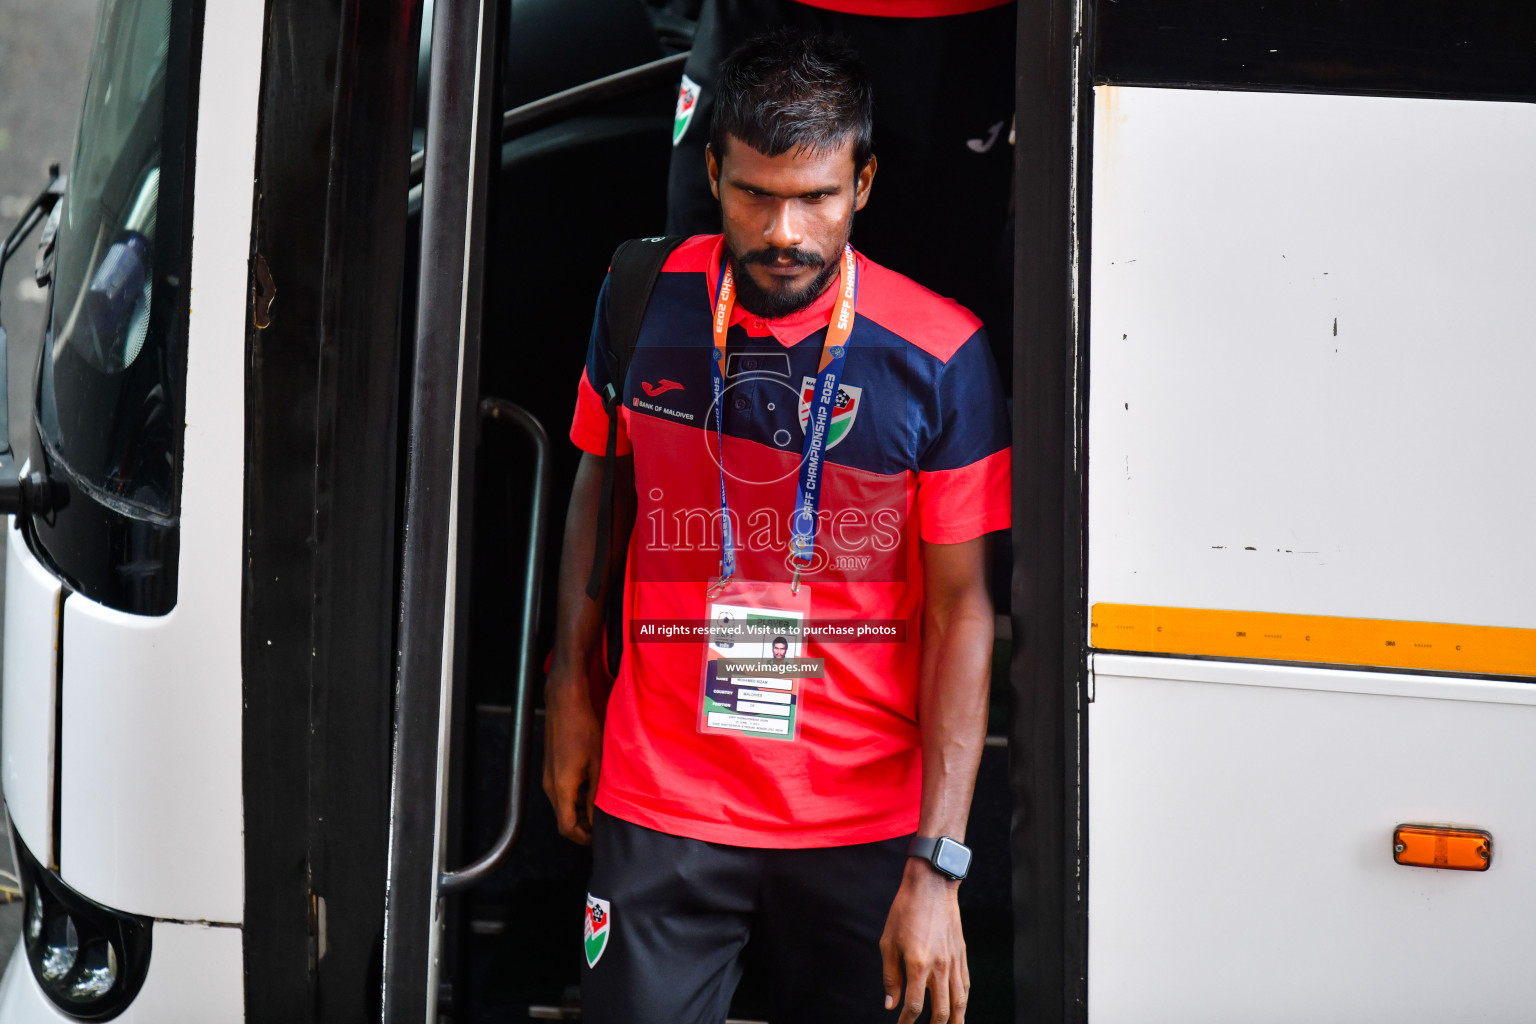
[{"xmin": 570, "ymin": 234, "xmax": 1010, "ymax": 848}]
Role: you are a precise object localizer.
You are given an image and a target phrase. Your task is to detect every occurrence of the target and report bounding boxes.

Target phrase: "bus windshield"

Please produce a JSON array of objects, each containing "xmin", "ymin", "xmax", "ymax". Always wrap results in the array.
[{"xmin": 36, "ymin": 0, "xmax": 184, "ymax": 518}]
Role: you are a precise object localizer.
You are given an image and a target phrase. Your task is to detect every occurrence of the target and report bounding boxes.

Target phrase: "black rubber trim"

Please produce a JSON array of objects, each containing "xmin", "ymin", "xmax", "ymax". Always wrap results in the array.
[
  {"xmin": 50, "ymin": 586, "xmax": 67, "ymax": 872},
  {"xmin": 1096, "ymin": 0, "xmax": 1536, "ymax": 103}
]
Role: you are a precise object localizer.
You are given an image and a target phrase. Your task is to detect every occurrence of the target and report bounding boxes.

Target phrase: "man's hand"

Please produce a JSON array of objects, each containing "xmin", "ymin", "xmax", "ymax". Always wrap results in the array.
[
  {"xmin": 880, "ymin": 859, "xmax": 969, "ymax": 1024},
  {"xmin": 541, "ymin": 659, "xmax": 604, "ymax": 845},
  {"xmin": 880, "ymin": 537, "xmax": 990, "ymax": 1022}
]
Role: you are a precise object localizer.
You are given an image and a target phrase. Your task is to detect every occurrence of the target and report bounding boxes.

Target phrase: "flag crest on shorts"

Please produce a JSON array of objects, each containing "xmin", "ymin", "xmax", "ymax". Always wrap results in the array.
[{"xmin": 584, "ymin": 894, "xmax": 611, "ymax": 967}]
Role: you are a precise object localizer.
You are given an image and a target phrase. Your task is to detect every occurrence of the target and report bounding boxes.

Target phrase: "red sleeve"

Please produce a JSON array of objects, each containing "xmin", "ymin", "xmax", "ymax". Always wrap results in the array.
[
  {"xmin": 570, "ymin": 368, "xmax": 632, "ymax": 456},
  {"xmin": 915, "ymin": 447, "xmax": 1011, "ymax": 543}
]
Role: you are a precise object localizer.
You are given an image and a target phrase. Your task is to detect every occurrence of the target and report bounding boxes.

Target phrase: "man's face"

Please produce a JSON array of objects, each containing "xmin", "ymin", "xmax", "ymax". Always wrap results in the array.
[
  {"xmin": 707, "ymin": 134, "xmax": 876, "ymax": 319},
  {"xmin": 772, "ymin": 640, "xmax": 788, "ymax": 658}
]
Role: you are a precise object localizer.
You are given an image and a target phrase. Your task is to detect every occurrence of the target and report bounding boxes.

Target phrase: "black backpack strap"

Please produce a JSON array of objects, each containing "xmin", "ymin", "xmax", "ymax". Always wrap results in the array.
[{"xmin": 585, "ymin": 236, "xmax": 687, "ymax": 627}]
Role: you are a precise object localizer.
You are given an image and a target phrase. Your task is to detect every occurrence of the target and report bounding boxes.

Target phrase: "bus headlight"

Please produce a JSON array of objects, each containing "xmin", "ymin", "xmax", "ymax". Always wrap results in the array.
[{"xmin": 14, "ymin": 832, "xmax": 151, "ymax": 1020}]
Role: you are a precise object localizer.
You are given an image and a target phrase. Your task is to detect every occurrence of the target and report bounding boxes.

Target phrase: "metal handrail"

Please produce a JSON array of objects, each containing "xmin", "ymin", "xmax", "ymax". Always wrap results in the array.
[
  {"xmin": 381, "ymin": 0, "xmax": 499, "ymax": 1015},
  {"xmin": 438, "ymin": 397, "xmax": 550, "ymax": 894},
  {"xmin": 408, "ymin": 51, "xmax": 689, "ymax": 185}
]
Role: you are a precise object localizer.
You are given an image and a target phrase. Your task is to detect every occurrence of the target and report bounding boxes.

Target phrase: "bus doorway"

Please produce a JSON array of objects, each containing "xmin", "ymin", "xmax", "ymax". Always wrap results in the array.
[{"xmin": 391, "ymin": 1, "xmax": 1023, "ymax": 1020}]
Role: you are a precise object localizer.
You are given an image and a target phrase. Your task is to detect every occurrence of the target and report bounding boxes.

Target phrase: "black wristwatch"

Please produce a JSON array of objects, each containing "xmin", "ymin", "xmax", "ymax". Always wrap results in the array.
[{"xmin": 908, "ymin": 835, "xmax": 972, "ymax": 881}]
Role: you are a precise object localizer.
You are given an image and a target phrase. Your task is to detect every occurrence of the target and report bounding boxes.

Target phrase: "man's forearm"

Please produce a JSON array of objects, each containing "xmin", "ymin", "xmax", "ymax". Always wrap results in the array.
[
  {"xmin": 549, "ymin": 452, "xmax": 632, "ymax": 677},
  {"xmin": 911, "ymin": 536, "xmax": 996, "ymax": 845},
  {"xmin": 544, "ymin": 451, "xmax": 629, "ymax": 846},
  {"xmin": 914, "ymin": 602, "xmax": 993, "ymax": 843}
]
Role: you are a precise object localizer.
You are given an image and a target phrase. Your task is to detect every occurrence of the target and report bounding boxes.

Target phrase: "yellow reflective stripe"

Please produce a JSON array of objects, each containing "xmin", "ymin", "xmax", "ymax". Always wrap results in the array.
[{"xmin": 1089, "ymin": 603, "xmax": 1536, "ymax": 678}]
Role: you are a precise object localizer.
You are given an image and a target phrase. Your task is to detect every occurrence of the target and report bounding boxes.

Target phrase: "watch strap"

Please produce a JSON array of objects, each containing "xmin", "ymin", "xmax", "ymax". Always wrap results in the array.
[
  {"xmin": 908, "ymin": 835, "xmax": 942, "ymax": 862},
  {"xmin": 907, "ymin": 835, "xmax": 970, "ymax": 880}
]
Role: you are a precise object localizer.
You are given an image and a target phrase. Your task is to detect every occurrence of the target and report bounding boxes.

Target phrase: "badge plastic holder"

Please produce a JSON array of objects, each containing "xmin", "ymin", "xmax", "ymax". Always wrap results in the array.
[{"xmin": 698, "ymin": 576, "xmax": 812, "ymax": 742}]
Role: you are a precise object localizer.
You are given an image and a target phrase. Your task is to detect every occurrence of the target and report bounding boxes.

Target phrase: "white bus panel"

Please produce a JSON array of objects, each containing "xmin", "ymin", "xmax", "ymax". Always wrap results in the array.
[
  {"xmin": 1089, "ymin": 654, "xmax": 1536, "ymax": 1022},
  {"xmin": 1087, "ymin": 86, "xmax": 1536, "ymax": 634},
  {"xmin": 1086, "ymin": 85, "xmax": 1536, "ymax": 1018},
  {"xmin": 2, "ymin": 519, "xmax": 61, "ymax": 867},
  {"xmin": 60, "ymin": 595, "xmax": 243, "ymax": 924}
]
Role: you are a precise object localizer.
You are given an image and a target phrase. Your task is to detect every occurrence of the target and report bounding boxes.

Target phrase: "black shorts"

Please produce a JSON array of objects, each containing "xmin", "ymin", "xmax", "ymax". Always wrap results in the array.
[
  {"xmin": 581, "ymin": 809, "xmax": 923, "ymax": 1024},
  {"xmin": 666, "ymin": 0, "xmax": 1017, "ymax": 356}
]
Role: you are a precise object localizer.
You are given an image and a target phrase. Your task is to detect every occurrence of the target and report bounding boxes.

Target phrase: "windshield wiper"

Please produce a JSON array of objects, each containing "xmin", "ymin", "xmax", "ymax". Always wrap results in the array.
[{"xmin": 0, "ymin": 164, "xmax": 68, "ymax": 516}]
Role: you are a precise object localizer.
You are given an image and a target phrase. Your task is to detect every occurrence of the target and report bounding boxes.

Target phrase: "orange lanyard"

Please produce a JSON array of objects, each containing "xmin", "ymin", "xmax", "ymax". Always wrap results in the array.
[
  {"xmin": 708, "ymin": 244, "xmax": 858, "ymax": 584},
  {"xmin": 711, "ymin": 244, "xmax": 857, "ymax": 370}
]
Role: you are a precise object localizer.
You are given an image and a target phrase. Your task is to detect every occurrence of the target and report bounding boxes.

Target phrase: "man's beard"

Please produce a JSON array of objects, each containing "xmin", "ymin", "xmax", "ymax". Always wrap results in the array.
[{"xmin": 728, "ymin": 243, "xmax": 843, "ymax": 320}]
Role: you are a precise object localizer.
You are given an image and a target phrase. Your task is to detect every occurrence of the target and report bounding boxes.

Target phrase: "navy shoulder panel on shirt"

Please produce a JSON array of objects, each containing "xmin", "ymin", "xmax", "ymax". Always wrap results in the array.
[
  {"xmin": 610, "ymin": 248, "xmax": 1007, "ymax": 480},
  {"xmin": 916, "ymin": 330, "xmax": 1010, "ymax": 473}
]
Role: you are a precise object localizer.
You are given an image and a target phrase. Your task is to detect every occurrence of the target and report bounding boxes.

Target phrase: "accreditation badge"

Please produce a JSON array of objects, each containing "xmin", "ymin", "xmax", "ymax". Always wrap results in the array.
[{"xmin": 699, "ymin": 577, "xmax": 813, "ymax": 742}]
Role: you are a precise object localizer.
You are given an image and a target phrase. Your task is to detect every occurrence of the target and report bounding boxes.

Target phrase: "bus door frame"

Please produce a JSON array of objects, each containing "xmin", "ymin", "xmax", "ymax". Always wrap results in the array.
[
  {"xmin": 1010, "ymin": 0, "xmax": 1093, "ymax": 1020},
  {"xmin": 242, "ymin": 0, "xmax": 421, "ymax": 1021},
  {"xmin": 372, "ymin": 0, "xmax": 1103, "ymax": 1018}
]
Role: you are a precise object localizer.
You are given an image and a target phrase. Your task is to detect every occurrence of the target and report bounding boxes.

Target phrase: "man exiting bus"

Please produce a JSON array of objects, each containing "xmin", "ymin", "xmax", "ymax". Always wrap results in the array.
[{"xmin": 545, "ymin": 33, "xmax": 1009, "ymax": 1024}]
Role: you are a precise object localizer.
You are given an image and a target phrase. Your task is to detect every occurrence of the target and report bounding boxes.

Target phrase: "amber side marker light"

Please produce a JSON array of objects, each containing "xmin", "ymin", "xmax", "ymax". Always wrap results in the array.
[{"xmin": 1393, "ymin": 825, "xmax": 1491, "ymax": 871}]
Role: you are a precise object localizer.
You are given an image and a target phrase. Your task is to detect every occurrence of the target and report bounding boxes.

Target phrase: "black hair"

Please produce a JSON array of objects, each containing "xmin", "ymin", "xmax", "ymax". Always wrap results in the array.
[
  {"xmin": 773, "ymin": 636, "xmax": 788, "ymax": 646},
  {"xmin": 710, "ymin": 30, "xmax": 874, "ymax": 173}
]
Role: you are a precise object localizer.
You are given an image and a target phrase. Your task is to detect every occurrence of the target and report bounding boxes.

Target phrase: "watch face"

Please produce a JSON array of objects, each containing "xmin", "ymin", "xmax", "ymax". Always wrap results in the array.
[{"xmin": 934, "ymin": 837, "xmax": 972, "ymax": 879}]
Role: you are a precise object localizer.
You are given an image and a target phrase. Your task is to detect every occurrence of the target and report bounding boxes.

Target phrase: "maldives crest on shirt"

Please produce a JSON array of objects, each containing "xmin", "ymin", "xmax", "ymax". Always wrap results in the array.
[{"xmin": 798, "ymin": 377, "xmax": 862, "ymax": 450}]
